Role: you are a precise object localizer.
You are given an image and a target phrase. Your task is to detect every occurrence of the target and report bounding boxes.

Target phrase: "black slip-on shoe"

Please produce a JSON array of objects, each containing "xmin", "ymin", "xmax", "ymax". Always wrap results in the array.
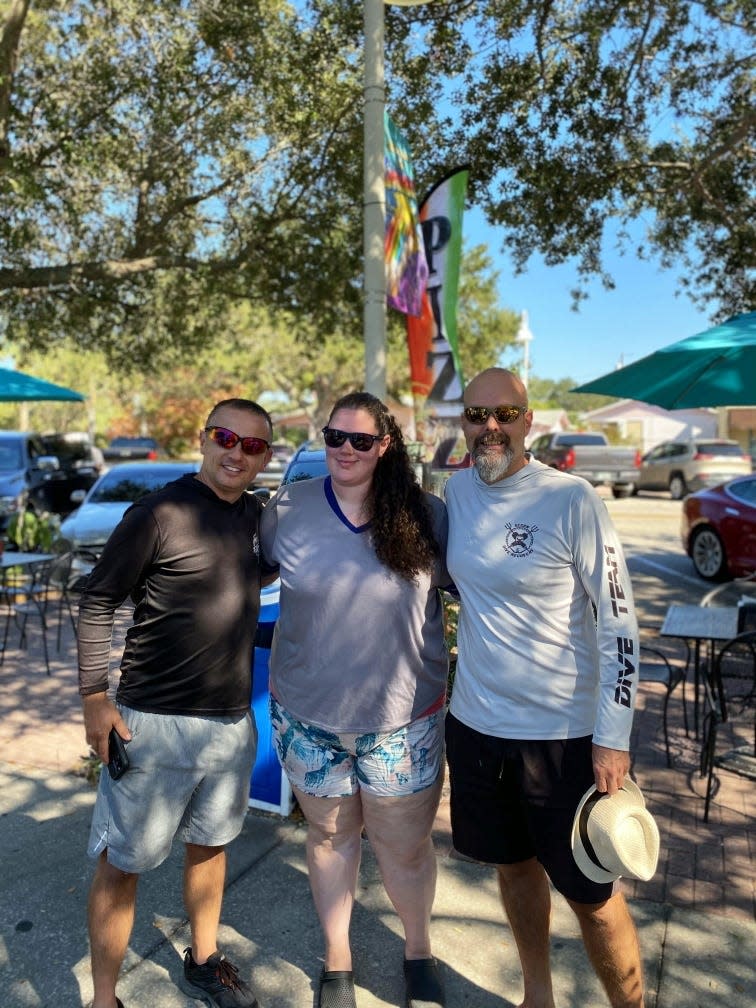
[
  {"xmin": 318, "ymin": 967, "xmax": 356, "ymax": 1008},
  {"xmin": 404, "ymin": 957, "xmax": 446, "ymax": 1008}
]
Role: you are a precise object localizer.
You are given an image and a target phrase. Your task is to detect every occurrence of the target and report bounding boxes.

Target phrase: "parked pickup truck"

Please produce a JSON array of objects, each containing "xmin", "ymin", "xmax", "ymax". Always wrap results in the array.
[
  {"xmin": 103, "ymin": 436, "xmax": 160, "ymax": 461},
  {"xmin": 528, "ymin": 432, "xmax": 641, "ymax": 498}
]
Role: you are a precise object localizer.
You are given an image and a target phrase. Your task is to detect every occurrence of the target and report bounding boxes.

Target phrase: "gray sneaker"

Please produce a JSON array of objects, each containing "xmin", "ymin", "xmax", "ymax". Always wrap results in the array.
[{"xmin": 180, "ymin": 948, "xmax": 259, "ymax": 1008}]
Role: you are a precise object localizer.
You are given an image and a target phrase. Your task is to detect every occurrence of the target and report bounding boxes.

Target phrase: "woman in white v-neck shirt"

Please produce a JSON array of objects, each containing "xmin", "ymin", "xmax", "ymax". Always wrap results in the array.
[{"xmin": 260, "ymin": 392, "xmax": 451, "ymax": 1008}]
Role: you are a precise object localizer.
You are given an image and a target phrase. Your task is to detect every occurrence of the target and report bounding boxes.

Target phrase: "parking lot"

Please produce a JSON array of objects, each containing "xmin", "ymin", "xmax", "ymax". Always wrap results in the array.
[{"xmin": 603, "ymin": 490, "xmax": 704, "ymax": 613}]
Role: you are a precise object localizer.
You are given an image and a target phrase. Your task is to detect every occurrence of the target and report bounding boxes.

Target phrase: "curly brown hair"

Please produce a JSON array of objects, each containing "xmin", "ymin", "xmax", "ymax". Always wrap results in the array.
[{"xmin": 327, "ymin": 392, "xmax": 440, "ymax": 581}]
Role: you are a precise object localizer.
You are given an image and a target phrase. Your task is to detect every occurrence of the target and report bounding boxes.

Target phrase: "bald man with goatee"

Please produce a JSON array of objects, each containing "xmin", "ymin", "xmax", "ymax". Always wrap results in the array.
[{"xmin": 444, "ymin": 368, "xmax": 645, "ymax": 1008}]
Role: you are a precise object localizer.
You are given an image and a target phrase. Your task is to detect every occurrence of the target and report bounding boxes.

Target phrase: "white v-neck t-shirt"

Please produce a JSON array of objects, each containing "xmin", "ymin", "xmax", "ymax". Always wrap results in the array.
[{"xmin": 260, "ymin": 476, "xmax": 450, "ymax": 734}]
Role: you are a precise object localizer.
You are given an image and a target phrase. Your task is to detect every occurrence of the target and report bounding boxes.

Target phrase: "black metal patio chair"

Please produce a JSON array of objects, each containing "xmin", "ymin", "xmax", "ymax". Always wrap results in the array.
[
  {"xmin": 699, "ymin": 630, "xmax": 756, "ymax": 822},
  {"xmin": 1, "ymin": 552, "xmax": 77, "ymax": 675},
  {"xmin": 638, "ymin": 624, "xmax": 689, "ymax": 766}
]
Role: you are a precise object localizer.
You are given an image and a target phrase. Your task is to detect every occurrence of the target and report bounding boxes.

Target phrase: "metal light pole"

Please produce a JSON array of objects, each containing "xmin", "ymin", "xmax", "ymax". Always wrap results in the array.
[
  {"xmin": 363, "ymin": 0, "xmax": 431, "ymax": 398},
  {"xmin": 516, "ymin": 309, "xmax": 533, "ymax": 389},
  {"xmin": 363, "ymin": 0, "xmax": 386, "ymax": 397}
]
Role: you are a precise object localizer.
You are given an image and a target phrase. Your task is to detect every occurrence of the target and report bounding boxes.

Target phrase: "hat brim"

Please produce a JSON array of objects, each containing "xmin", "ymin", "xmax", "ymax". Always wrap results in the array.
[{"xmin": 571, "ymin": 779, "xmax": 646, "ymax": 884}]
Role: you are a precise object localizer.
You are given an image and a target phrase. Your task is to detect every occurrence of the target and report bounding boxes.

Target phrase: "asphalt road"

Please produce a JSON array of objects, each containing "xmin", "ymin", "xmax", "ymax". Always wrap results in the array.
[{"xmin": 601, "ymin": 489, "xmax": 709, "ymax": 623}]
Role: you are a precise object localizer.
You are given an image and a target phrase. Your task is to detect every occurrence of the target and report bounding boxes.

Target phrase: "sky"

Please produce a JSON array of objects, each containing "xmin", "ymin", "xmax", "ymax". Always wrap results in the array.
[{"xmin": 466, "ymin": 206, "xmax": 714, "ymax": 387}]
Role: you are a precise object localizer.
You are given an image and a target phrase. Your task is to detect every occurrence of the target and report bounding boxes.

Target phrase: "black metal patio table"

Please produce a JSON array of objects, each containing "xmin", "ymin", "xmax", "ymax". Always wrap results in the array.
[{"xmin": 660, "ymin": 603, "xmax": 740, "ymax": 736}]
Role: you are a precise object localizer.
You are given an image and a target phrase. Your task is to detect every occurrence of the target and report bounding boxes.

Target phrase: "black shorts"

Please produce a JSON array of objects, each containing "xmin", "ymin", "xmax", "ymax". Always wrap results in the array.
[{"xmin": 445, "ymin": 712, "xmax": 615, "ymax": 904}]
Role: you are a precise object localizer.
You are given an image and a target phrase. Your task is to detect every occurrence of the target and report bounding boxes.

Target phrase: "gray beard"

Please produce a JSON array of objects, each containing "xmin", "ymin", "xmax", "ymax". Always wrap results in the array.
[{"xmin": 473, "ymin": 445, "xmax": 514, "ymax": 484}]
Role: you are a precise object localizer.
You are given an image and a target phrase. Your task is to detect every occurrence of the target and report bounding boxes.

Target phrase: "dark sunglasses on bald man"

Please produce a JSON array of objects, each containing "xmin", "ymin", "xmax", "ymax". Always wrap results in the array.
[
  {"xmin": 204, "ymin": 426, "xmax": 270, "ymax": 455},
  {"xmin": 463, "ymin": 405, "xmax": 528, "ymax": 425},
  {"xmin": 321, "ymin": 427, "xmax": 384, "ymax": 452}
]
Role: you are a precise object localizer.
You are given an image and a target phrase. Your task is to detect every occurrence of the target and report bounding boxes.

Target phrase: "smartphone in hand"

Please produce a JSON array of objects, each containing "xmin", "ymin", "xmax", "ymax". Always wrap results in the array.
[{"xmin": 107, "ymin": 728, "xmax": 130, "ymax": 780}]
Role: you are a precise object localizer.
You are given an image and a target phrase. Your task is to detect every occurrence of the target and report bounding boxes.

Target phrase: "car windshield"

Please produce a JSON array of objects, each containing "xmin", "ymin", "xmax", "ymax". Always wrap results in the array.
[
  {"xmin": 727, "ymin": 478, "xmax": 756, "ymax": 505},
  {"xmin": 283, "ymin": 456, "xmax": 328, "ymax": 483},
  {"xmin": 0, "ymin": 443, "xmax": 23, "ymax": 470},
  {"xmin": 110, "ymin": 437, "xmax": 157, "ymax": 449},
  {"xmin": 89, "ymin": 468, "xmax": 186, "ymax": 503},
  {"xmin": 696, "ymin": 443, "xmax": 745, "ymax": 457},
  {"xmin": 559, "ymin": 434, "xmax": 605, "ymax": 446},
  {"xmin": 41, "ymin": 437, "xmax": 91, "ymax": 463}
]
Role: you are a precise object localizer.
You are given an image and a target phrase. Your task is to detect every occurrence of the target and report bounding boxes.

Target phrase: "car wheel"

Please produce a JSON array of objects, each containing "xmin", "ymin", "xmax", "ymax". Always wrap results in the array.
[
  {"xmin": 690, "ymin": 526, "xmax": 728, "ymax": 581},
  {"xmin": 669, "ymin": 474, "xmax": 687, "ymax": 500}
]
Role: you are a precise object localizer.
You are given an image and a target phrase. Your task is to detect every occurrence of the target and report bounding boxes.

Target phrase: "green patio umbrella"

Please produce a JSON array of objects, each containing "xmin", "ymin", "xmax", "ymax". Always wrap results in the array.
[
  {"xmin": 0, "ymin": 368, "xmax": 85, "ymax": 402},
  {"xmin": 571, "ymin": 312, "xmax": 756, "ymax": 408}
]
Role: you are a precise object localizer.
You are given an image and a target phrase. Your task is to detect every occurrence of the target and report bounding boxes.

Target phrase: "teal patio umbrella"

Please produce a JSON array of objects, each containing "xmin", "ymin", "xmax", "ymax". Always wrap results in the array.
[
  {"xmin": 0, "ymin": 368, "xmax": 85, "ymax": 402},
  {"xmin": 571, "ymin": 312, "xmax": 756, "ymax": 408}
]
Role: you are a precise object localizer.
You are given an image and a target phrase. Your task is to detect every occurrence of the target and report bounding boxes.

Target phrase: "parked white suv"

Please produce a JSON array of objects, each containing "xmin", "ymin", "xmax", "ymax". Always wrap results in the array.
[{"xmin": 636, "ymin": 439, "xmax": 751, "ymax": 499}]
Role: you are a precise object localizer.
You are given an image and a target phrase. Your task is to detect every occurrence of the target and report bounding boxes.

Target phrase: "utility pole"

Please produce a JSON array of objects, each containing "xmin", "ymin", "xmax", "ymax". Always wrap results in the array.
[
  {"xmin": 363, "ymin": 0, "xmax": 432, "ymax": 398},
  {"xmin": 363, "ymin": 0, "xmax": 386, "ymax": 397},
  {"xmin": 516, "ymin": 310, "xmax": 533, "ymax": 388}
]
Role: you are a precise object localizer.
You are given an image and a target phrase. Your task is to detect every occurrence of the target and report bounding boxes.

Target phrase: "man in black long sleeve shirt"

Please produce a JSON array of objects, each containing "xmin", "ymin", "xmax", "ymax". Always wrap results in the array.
[{"xmin": 79, "ymin": 398, "xmax": 276, "ymax": 1008}]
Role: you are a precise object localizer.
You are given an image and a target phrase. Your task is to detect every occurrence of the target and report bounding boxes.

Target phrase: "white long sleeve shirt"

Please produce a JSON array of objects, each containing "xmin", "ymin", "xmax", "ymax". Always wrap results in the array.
[{"xmin": 445, "ymin": 459, "xmax": 638, "ymax": 749}]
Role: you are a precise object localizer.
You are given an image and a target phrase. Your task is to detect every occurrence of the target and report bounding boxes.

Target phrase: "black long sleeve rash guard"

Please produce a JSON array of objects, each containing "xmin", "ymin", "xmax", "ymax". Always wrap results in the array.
[{"xmin": 78, "ymin": 474, "xmax": 266, "ymax": 716}]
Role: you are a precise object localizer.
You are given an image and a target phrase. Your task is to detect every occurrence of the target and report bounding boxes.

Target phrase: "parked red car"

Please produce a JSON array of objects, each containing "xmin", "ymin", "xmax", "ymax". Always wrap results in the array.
[{"xmin": 682, "ymin": 475, "xmax": 756, "ymax": 581}]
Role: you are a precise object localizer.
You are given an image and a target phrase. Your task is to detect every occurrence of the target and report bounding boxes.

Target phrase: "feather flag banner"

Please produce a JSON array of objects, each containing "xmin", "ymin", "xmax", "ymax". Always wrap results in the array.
[
  {"xmin": 384, "ymin": 113, "xmax": 428, "ymax": 317},
  {"xmin": 407, "ymin": 167, "xmax": 470, "ymax": 465}
]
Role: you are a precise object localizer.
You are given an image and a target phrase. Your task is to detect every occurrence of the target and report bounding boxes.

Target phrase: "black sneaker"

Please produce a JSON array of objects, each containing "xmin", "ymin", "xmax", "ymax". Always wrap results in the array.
[{"xmin": 180, "ymin": 948, "xmax": 259, "ymax": 1008}]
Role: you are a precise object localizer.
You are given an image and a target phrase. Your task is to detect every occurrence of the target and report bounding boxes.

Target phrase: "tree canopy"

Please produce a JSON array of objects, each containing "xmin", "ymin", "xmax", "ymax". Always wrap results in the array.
[
  {"xmin": 1, "ymin": 0, "xmax": 753, "ymax": 377},
  {"xmin": 0, "ymin": 239, "xmax": 516, "ymax": 445}
]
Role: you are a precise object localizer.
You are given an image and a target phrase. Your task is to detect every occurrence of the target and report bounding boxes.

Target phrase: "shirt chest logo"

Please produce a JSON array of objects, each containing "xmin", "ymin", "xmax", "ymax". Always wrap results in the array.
[{"xmin": 502, "ymin": 522, "xmax": 538, "ymax": 557}]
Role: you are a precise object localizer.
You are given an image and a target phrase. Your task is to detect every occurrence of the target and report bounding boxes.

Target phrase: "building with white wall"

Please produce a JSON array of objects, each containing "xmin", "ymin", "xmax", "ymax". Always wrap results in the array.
[{"xmin": 578, "ymin": 400, "xmax": 718, "ymax": 453}]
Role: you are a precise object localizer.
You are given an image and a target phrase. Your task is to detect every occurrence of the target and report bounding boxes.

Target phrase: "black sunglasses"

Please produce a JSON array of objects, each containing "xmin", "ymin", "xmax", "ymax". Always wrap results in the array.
[
  {"xmin": 463, "ymin": 405, "xmax": 528, "ymax": 425},
  {"xmin": 321, "ymin": 427, "xmax": 384, "ymax": 452},
  {"xmin": 204, "ymin": 426, "xmax": 270, "ymax": 455}
]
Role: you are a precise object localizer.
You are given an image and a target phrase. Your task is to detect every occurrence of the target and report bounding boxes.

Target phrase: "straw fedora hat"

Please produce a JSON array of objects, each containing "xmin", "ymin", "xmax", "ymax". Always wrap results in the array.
[{"xmin": 571, "ymin": 778, "xmax": 660, "ymax": 884}]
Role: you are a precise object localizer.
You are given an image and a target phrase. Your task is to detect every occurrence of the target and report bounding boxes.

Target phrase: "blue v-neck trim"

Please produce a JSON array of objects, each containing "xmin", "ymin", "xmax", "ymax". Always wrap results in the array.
[{"xmin": 324, "ymin": 476, "xmax": 371, "ymax": 532}]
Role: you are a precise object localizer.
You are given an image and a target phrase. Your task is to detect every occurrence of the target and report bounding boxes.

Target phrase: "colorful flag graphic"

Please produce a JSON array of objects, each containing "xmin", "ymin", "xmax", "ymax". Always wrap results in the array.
[
  {"xmin": 406, "ymin": 167, "xmax": 470, "ymax": 466},
  {"xmin": 384, "ymin": 113, "xmax": 428, "ymax": 317}
]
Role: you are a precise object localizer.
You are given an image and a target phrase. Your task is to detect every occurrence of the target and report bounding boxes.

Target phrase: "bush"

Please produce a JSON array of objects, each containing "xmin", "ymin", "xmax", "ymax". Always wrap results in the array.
[
  {"xmin": 7, "ymin": 509, "xmax": 62, "ymax": 552},
  {"xmin": 444, "ymin": 595, "xmax": 459, "ymax": 699}
]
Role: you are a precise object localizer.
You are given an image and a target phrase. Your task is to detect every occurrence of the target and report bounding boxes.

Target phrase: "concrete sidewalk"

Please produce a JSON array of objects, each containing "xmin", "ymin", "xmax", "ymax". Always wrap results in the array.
[{"xmin": 1, "ymin": 755, "xmax": 754, "ymax": 1008}]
